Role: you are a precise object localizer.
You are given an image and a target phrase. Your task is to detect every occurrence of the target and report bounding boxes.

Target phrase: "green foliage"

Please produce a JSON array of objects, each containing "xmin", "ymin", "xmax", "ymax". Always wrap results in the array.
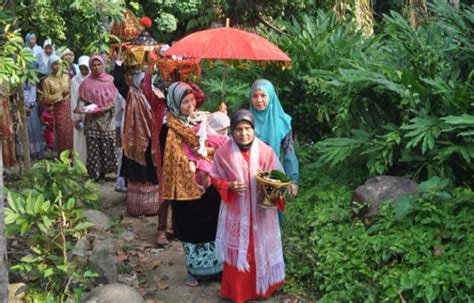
[
  {"xmin": 2, "ymin": 0, "xmax": 125, "ymax": 55},
  {"xmin": 262, "ymin": 1, "xmax": 474, "ymax": 184},
  {"xmin": 14, "ymin": 150, "xmax": 99, "ymax": 208},
  {"xmin": 5, "ymin": 150, "xmax": 99, "ymax": 301},
  {"xmin": 283, "ymin": 148, "xmax": 474, "ymax": 301},
  {"xmin": 0, "ymin": 23, "xmax": 38, "ymax": 88}
]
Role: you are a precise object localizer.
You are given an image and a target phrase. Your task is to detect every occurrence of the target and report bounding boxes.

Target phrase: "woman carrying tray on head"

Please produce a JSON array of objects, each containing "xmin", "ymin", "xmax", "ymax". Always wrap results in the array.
[{"xmin": 211, "ymin": 109, "xmax": 285, "ymax": 303}]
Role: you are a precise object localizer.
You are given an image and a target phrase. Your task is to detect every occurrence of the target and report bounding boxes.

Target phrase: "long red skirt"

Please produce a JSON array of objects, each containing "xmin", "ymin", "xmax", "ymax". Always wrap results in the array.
[
  {"xmin": 220, "ymin": 225, "xmax": 284, "ymax": 303},
  {"xmin": 53, "ymin": 98, "xmax": 73, "ymax": 155}
]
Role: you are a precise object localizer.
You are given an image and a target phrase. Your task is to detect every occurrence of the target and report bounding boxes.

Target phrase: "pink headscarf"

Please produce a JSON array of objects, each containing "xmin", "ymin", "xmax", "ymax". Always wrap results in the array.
[
  {"xmin": 78, "ymin": 55, "xmax": 116, "ymax": 107},
  {"xmin": 211, "ymin": 137, "xmax": 285, "ymax": 295}
]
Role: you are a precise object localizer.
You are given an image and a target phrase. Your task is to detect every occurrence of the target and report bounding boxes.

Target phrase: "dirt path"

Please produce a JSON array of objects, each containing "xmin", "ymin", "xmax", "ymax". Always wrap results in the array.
[{"xmin": 97, "ymin": 180, "xmax": 288, "ymax": 303}]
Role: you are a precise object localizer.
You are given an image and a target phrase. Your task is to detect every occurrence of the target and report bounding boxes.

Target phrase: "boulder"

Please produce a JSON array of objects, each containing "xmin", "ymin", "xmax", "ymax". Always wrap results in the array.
[
  {"xmin": 92, "ymin": 238, "xmax": 115, "ymax": 254},
  {"xmin": 72, "ymin": 238, "xmax": 91, "ymax": 257},
  {"xmin": 81, "ymin": 283, "xmax": 145, "ymax": 303},
  {"xmin": 84, "ymin": 210, "xmax": 111, "ymax": 231},
  {"xmin": 89, "ymin": 250, "xmax": 118, "ymax": 284},
  {"xmin": 353, "ymin": 175, "xmax": 418, "ymax": 218}
]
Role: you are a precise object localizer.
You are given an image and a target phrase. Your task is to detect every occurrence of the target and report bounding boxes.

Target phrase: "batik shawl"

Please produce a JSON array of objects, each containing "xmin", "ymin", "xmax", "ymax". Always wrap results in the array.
[
  {"xmin": 123, "ymin": 86, "xmax": 154, "ymax": 166},
  {"xmin": 161, "ymin": 113, "xmax": 202, "ymax": 200}
]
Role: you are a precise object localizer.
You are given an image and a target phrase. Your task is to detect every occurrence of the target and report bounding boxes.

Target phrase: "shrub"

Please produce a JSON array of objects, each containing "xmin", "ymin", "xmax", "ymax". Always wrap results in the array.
[
  {"xmin": 5, "ymin": 151, "xmax": 99, "ymax": 301},
  {"xmin": 283, "ymin": 151, "xmax": 474, "ymax": 301}
]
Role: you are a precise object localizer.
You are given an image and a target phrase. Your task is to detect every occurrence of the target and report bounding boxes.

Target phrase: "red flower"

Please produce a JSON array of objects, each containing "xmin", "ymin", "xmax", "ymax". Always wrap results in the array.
[{"xmin": 140, "ymin": 16, "xmax": 152, "ymax": 28}]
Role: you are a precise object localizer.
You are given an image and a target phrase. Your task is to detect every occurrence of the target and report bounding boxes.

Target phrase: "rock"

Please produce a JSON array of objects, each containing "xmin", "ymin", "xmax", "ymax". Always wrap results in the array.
[
  {"xmin": 84, "ymin": 210, "xmax": 111, "ymax": 231},
  {"xmin": 72, "ymin": 238, "xmax": 91, "ymax": 257},
  {"xmin": 120, "ymin": 230, "xmax": 135, "ymax": 242},
  {"xmin": 89, "ymin": 250, "xmax": 118, "ymax": 284},
  {"xmin": 353, "ymin": 175, "xmax": 418, "ymax": 218},
  {"xmin": 92, "ymin": 238, "xmax": 115, "ymax": 253},
  {"xmin": 8, "ymin": 283, "xmax": 27, "ymax": 302},
  {"xmin": 82, "ymin": 283, "xmax": 145, "ymax": 303}
]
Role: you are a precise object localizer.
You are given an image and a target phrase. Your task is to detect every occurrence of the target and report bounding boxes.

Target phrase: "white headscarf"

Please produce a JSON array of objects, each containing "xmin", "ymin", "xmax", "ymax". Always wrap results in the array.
[{"xmin": 42, "ymin": 39, "xmax": 55, "ymax": 68}]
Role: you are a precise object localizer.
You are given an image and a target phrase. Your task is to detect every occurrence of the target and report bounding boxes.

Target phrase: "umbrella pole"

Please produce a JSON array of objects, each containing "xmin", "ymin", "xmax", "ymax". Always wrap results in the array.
[{"xmin": 222, "ymin": 62, "xmax": 227, "ymax": 101}]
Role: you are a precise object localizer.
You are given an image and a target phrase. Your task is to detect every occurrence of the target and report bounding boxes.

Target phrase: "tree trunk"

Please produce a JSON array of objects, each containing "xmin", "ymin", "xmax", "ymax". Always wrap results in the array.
[
  {"xmin": 0, "ymin": 141, "xmax": 8, "ymax": 303},
  {"xmin": 14, "ymin": 85, "xmax": 31, "ymax": 172}
]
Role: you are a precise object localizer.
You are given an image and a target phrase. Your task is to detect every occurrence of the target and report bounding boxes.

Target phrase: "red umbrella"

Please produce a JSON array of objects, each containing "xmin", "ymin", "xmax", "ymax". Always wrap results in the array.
[{"xmin": 164, "ymin": 27, "xmax": 290, "ymax": 62}]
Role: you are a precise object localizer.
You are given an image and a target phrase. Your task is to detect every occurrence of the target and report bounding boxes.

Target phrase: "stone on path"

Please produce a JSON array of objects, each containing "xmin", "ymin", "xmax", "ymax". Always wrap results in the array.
[
  {"xmin": 84, "ymin": 209, "xmax": 111, "ymax": 231},
  {"xmin": 72, "ymin": 238, "xmax": 91, "ymax": 257},
  {"xmin": 92, "ymin": 238, "xmax": 115, "ymax": 253},
  {"xmin": 82, "ymin": 283, "xmax": 145, "ymax": 303},
  {"xmin": 353, "ymin": 175, "xmax": 418, "ymax": 218},
  {"xmin": 89, "ymin": 250, "xmax": 118, "ymax": 284},
  {"xmin": 8, "ymin": 282, "xmax": 27, "ymax": 303},
  {"xmin": 120, "ymin": 230, "xmax": 135, "ymax": 242}
]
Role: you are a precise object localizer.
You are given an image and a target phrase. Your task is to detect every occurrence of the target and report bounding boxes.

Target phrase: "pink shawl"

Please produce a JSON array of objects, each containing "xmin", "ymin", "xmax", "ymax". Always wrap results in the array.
[
  {"xmin": 211, "ymin": 137, "xmax": 285, "ymax": 295},
  {"xmin": 78, "ymin": 55, "xmax": 116, "ymax": 107}
]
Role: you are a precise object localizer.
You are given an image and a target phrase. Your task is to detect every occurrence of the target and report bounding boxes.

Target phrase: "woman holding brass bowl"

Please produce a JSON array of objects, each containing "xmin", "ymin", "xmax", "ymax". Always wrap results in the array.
[{"xmin": 211, "ymin": 109, "xmax": 285, "ymax": 303}]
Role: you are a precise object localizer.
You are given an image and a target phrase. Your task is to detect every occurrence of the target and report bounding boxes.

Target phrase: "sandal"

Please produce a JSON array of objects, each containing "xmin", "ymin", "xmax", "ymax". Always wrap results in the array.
[
  {"xmin": 156, "ymin": 232, "xmax": 169, "ymax": 247},
  {"xmin": 185, "ymin": 273, "xmax": 199, "ymax": 287}
]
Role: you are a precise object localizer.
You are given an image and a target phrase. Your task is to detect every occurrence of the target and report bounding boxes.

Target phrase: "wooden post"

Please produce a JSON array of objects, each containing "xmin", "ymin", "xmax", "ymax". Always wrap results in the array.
[
  {"xmin": 0, "ymin": 141, "xmax": 8, "ymax": 303},
  {"xmin": 14, "ymin": 85, "xmax": 31, "ymax": 172}
]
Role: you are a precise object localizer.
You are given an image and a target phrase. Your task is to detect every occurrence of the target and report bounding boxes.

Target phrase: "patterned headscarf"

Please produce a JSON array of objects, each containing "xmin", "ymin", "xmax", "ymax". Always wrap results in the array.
[
  {"xmin": 46, "ymin": 54, "xmax": 61, "ymax": 75},
  {"xmin": 166, "ymin": 81, "xmax": 193, "ymax": 123},
  {"xmin": 24, "ymin": 33, "xmax": 36, "ymax": 45},
  {"xmin": 249, "ymin": 79, "xmax": 292, "ymax": 158}
]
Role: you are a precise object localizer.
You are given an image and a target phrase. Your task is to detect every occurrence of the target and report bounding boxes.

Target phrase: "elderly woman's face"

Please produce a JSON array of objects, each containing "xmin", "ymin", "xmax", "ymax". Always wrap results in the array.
[
  {"xmin": 233, "ymin": 121, "xmax": 254, "ymax": 146},
  {"xmin": 180, "ymin": 93, "xmax": 196, "ymax": 117},
  {"xmin": 45, "ymin": 45, "xmax": 53, "ymax": 56},
  {"xmin": 62, "ymin": 52, "xmax": 74, "ymax": 63},
  {"xmin": 251, "ymin": 88, "xmax": 269, "ymax": 111},
  {"xmin": 91, "ymin": 59, "xmax": 104, "ymax": 76}
]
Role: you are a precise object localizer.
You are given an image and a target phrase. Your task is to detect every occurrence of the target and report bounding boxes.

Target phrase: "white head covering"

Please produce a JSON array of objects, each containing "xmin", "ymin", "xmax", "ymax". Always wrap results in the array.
[
  {"xmin": 42, "ymin": 39, "xmax": 55, "ymax": 67},
  {"xmin": 207, "ymin": 111, "xmax": 230, "ymax": 132},
  {"xmin": 61, "ymin": 48, "xmax": 74, "ymax": 58},
  {"xmin": 76, "ymin": 55, "xmax": 91, "ymax": 79},
  {"xmin": 78, "ymin": 55, "xmax": 90, "ymax": 67}
]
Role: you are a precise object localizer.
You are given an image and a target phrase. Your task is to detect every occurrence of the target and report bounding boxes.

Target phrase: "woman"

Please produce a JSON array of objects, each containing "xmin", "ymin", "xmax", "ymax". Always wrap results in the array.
[
  {"xmin": 211, "ymin": 109, "xmax": 285, "ymax": 303},
  {"xmin": 37, "ymin": 39, "xmax": 55, "ymax": 76},
  {"xmin": 24, "ymin": 33, "xmax": 42, "ymax": 58},
  {"xmin": 70, "ymin": 55, "xmax": 90, "ymax": 164},
  {"xmin": 120, "ymin": 70, "xmax": 159, "ymax": 216},
  {"xmin": 23, "ymin": 33, "xmax": 45, "ymax": 158},
  {"xmin": 160, "ymin": 81, "xmax": 222, "ymax": 286},
  {"xmin": 42, "ymin": 54, "xmax": 73, "ymax": 155},
  {"xmin": 77, "ymin": 55, "xmax": 121, "ymax": 182},
  {"xmin": 23, "ymin": 81, "xmax": 45, "ymax": 158},
  {"xmin": 250, "ymin": 79, "xmax": 299, "ymax": 197},
  {"xmin": 61, "ymin": 48, "xmax": 79, "ymax": 78}
]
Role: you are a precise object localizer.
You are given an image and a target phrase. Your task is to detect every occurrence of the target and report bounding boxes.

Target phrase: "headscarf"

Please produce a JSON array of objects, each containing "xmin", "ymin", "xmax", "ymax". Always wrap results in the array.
[
  {"xmin": 208, "ymin": 111, "xmax": 230, "ymax": 133},
  {"xmin": 42, "ymin": 39, "xmax": 55, "ymax": 68},
  {"xmin": 133, "ymin": 72, "xmax": 146, "ymax": 91},
  {"xmin": 166, "ymin": 81, "xmax": 194, "ymax": 123},
  {"xmin": 24, "ymin": 33, "xmax": 36, "ymax": 46},
  {"xmin": 46, "ymin": 54, "xmax": 61, "ymax": 75},
  {"xmin": 78, "ymin": 55, "xmax": 117, "ymax": 107},
  {"xmin": 230, "ymin": 109, "xmax": 255, "ymax": 151},
  {"xmin": 75, "ymin": 55, "xmax": 90, "ymax": 80},
  {"xmin": 61, "ymin": 48, "xmax": 74, "ymax": 58},
  {"xmin": 211, "ymin": 135, "xmax": 285, "ymax": 295},
  {"xmin": 249, "ymin": 79, "xmax": 292, "ymax": 158},
  {"xmin": 78, "ymin": 55, "xmax": 90, "ymax": 68}
]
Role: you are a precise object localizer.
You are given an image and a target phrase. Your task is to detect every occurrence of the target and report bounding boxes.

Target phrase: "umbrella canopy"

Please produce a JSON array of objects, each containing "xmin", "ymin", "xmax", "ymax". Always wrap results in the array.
[{"xmin": 164, "ymin": 27, "xmax": 290, "ymax": 62}]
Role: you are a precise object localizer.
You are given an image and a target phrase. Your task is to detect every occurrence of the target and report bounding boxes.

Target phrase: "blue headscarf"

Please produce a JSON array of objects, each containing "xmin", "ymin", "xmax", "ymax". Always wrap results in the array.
[
  {"xmin": 47, "ymin": 54, "xmax": 61, "ymax": 75},
  {"xmin": 249, "ymin": 79, "xmax": 292, "ymax": 158},
  {"xmin": 24, "ymin": 33, "xmax": 36, "ymax": 45}
]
